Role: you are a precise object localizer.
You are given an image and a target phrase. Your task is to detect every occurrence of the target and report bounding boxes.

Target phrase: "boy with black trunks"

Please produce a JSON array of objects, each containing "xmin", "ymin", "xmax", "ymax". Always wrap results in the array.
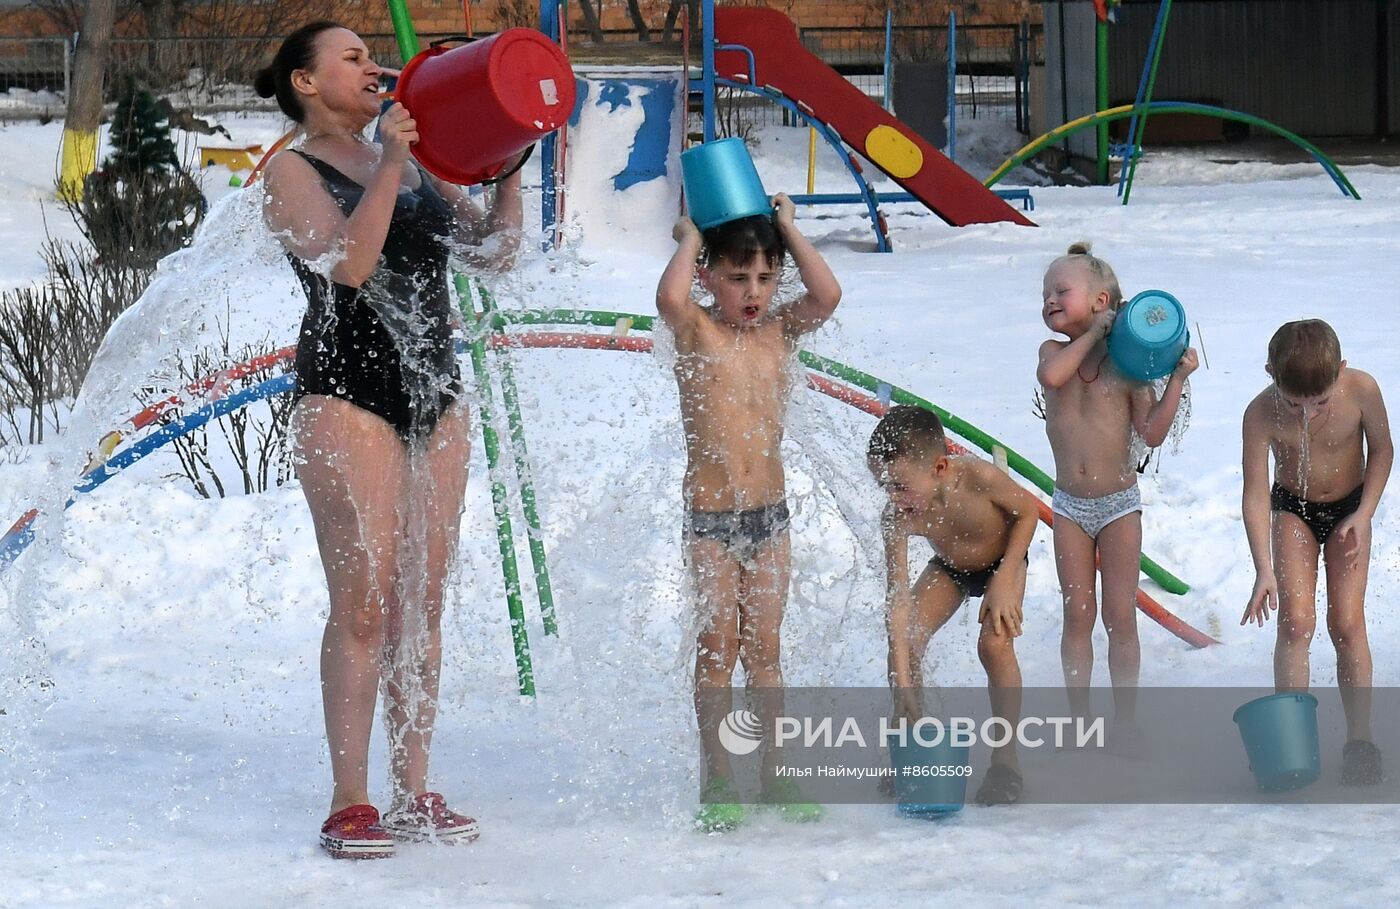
[
  {"xmin": 656, "ymin": 193, "xmax": 841, "ymax": 831},
  {"xmin": 867, "ymin": 406, "xmax": 1040, "ymax": 806},
  {"xmin": 1242, "ymin": 319, "xmax": 1393, "ymax": 784}
]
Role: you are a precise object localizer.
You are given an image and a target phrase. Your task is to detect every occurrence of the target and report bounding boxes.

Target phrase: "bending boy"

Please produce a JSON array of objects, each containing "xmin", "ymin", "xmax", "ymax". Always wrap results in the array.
[{"xmin": 868, "ymin": 406, "xmax": 1038, "ymax": 805}]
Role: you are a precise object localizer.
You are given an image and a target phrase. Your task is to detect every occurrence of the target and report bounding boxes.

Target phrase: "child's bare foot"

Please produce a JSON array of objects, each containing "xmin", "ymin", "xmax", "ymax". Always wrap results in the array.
[
  {"xmin": 974, "ymin": 764, "xmax": 1023, "ymax": 806},
  {"xmin": 1342, "ymin": 740, "xmax": 1383, "ymax": 786},
  {"xmin": 1106, "ymin": 723, "xmax": 1150, "ymax": 760}
]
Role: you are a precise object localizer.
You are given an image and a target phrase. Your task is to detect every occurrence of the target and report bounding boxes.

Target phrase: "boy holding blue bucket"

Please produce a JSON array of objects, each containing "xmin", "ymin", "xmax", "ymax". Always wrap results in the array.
[
  {"xmin": 1241, "ymin": 319, "xmax": 1393, "ymax": 785},
  {"xmin": 867, "ymin": 406, "xmax": 1040, "ymax": 806},
  {"xmin": 659, "ymin": 138, "xmax": 842, "ymax": 832},
  {"xmin": 1037, "ymin": 243, "xmax": 1197, "ymax": 750}
]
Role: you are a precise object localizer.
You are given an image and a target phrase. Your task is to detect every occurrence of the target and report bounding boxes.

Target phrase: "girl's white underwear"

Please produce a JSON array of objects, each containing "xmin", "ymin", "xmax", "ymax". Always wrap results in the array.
[{"xmin": 1051, "ymin": 484, "xmax": 1142, "ymax": 540}]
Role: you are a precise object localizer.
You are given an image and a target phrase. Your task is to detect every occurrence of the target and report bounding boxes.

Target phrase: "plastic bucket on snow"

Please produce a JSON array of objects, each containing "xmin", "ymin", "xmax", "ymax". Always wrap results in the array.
[
  {"xmin": 680, "ymin": 137, "xmax": 772, "ymax": 230},
  {"xmin": 395, "ymin": 28, "xmax": 576, "ymax": 186},
  {"xmin": 1108, "ymin": 289, "xmax": 1190, "ymax": 382},
  {"xmin": 1232, "ymin": 692, "xmax": 1321, "ymax": 792},
  {"xmin": 889, "ymin": 736, "xmax": 971, "ymax": 817}
]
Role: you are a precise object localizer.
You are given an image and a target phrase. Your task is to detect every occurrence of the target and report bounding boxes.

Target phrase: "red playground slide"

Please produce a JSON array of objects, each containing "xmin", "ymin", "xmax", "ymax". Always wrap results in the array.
[{"xmin": 714, "ymin": 7, "xmax": 1034, "ymax": 227}]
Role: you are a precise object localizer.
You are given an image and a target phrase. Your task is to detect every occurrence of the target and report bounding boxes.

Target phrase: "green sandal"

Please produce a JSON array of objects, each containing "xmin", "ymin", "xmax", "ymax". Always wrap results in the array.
[
  {"xmin": 695, "ymin": 777, "xmax": 746, "ymax": 833},
  {"xmin": 759, "ymin": 778, "xmax": 824, "ymax": 823}
]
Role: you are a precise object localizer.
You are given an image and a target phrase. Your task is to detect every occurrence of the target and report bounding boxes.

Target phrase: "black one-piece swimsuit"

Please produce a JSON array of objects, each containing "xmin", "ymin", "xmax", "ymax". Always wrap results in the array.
[{"xmin": 288, "ymin": 149, "xmax": 463, "ymax": 444}]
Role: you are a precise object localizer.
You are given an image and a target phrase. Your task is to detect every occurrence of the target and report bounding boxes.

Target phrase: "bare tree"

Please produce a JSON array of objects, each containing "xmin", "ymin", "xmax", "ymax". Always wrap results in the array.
[
  {"xmin": 65, "ymin": 0, "xmax": 115, "ymax": 135},
  {"xmin": 662, "ymin": 0, "xmax": 698, "ymax": 44},
  {"xmin": 58, "ymin": 0, "xmax": 115, "ymax": 201},
  {"xmin": 623, "ymin": 0, "xmax": 651, "ymax": 42},
  {"xmin": 493, "ymin": 0, "xmax": 538, "ymax": 30},
  {"xmin": 29, "ymin": 0, "xmax": 136, "ymax": 35},
  {"xmin": 575, "ymin": 0, "xmax": 605, "ymax": 43}
]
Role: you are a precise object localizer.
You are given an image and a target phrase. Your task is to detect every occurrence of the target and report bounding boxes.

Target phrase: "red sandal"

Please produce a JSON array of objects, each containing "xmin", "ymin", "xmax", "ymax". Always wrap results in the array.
[
  {"xmin": 381, "ymin": 792, "xmax": 480, "ymax": 843},
  {"xmin": 319, "ymin": 804, "xmax": 396, "ymax": 860}
]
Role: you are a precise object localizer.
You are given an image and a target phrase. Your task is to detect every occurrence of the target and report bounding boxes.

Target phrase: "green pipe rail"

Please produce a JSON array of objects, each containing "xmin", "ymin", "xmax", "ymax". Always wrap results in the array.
[
  {"xmin": 457, "ymin": 276, "xmax": 536, "ymax": 696},
  {"xmin": 985, "ymin": 102, "xmax": 1361, "ymax": 201},
  {"xmin": 391, "ymin": 3, "xmax": 550, "ymax": 695},
  {"xmin": 490, "ymin": 308, "xmax": 1192, "ymax": 596},
  {"xmin": 386, "ymin": 0, "xmax": 422, "ymax": 63},
  {"xmin": 467, "ymin": 280, "xmax": 559, "ymax": 637}
]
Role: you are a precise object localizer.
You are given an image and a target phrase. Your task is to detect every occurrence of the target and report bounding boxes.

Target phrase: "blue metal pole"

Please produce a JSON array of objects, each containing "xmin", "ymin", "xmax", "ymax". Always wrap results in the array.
[
  {"xmin": 703, "ymin": 0, "xmax": 716, "ymax": 141},
  {"xmin": 883, "ymin": 8, "xmax": 893, "ymax": 113},
  {"xmin": 947, "ymin": 10, "xmax": 956, "ymax": 162},
  {"xmin": 540, "ymin": 0, "xmax": 561, "ymax": 247},
  {"xmin": 1117, "ymin": 0, "xmax": 1170, "ymax": 199}
]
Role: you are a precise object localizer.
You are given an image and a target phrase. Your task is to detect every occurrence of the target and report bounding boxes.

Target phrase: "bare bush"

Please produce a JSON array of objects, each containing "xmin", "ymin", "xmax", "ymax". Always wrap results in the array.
[
  {"xmin": 70, "ymin": 167, "xmax": 206, "ymax": 270},
  {"xmin": 0, "ymin": 240, "xmax": 152, "ymax": 444},
  {"xmin": 493, "ymin": 0, "xmax": 539, "ymax": 30},
  {"xmin": 155, "ymin": 329, "xmax": 294, "ymax": 499}
]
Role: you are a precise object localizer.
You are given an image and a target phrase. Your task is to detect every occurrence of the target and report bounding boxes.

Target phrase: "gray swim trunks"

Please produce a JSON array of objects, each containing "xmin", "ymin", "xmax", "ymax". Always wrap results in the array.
[{"xmin": 1051, "ymin": 485, "xmax": 1142, "ymax": 540}]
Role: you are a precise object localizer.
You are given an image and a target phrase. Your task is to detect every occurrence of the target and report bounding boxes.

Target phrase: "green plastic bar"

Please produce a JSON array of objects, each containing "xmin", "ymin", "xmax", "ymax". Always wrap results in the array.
[
  {"xmin": 455, "ymin": 275, "xmax": 536, "ymax": 696},
  {"xmin": 1122, "ymin": 0, "xmax": 1174, "ymax": 204},
  {"xmin": 488, "ymin": 308, "xmax": 1192, "ymax": 596},
  {"xmin": 985, "ymin": 102, "xmax": 1360, "ymax": 200},
  {"xmin": 386, "ymin": 0, "xmax": 422, "ymax": 63},
  {"xmin": 1095, "ymin": 18, "xmax": 1110, "ymax": 185},
  {"xmin": 469, "ymin": 280, "xmax": 559, "ymax": 636},
  {"xmin": 388, "ymin": 4, "xmax": 531, "ymax": 691}
]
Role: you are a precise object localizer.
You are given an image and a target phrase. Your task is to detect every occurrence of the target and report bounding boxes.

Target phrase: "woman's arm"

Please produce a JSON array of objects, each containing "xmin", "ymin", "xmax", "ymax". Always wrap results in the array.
[
  {"xmin": 262, "ymin": 105, "xmax": 420, "ymax": 288},
  {"xmin": 431, "ymin": 151, "xmax": 526, "ymax": 268}
]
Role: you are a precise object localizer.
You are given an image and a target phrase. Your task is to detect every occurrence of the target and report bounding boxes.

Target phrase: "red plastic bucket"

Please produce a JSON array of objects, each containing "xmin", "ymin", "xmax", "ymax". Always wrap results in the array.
[{"xmin": 395, "ymin": 29, "xmax": 576, "ymax": 186}]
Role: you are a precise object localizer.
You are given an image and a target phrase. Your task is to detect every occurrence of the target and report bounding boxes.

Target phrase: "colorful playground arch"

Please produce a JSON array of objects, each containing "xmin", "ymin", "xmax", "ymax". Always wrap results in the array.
[
  {"xmin": 1, "ymin": 309, "xmax": 1217, "ymax": 654},
  {"xmin": 985, "ymin": 101, "xmax": 1361, "ymax": 200}
]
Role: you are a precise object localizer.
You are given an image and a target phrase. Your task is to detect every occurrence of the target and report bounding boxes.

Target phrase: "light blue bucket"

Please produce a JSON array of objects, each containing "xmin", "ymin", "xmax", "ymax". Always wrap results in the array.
[
  {"xmin": 1108, "ymin": 289, "xmax": 1189, "ymax": 382},
  {"xmin": 1232, "ymin": 692, "xmax": 1321, "ymax": 792},
  {"xmin": 889, "ymin": 737, "xmax": 972, "ymax": 818},
  {"xmin": 680, "ymin": 137, "xmax": 772, "ymax": 230}
]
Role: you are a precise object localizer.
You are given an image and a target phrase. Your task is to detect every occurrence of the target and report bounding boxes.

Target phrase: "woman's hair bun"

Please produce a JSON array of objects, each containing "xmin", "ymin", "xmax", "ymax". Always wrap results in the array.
[
  {"xmin": 1067, "ymin": 241, "xmax": 1092, "ymax": 256},
  {"xmin": 253, "ymin": 66, "xmax": 277, "ymax": 99}
]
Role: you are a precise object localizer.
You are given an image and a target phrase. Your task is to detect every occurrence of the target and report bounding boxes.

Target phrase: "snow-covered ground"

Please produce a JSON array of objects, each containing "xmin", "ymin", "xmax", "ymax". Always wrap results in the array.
[{"xmin": 3, "ymin": 101, "xmax": 1400, "ymax": 907}]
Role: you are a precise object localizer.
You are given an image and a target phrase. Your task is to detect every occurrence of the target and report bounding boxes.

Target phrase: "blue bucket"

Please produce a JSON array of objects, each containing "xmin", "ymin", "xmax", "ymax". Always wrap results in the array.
[
  {"xmin": 680, "ymin": 137, "xmax": 772, "ymax": 230},
  {"xmin": 1232, "ymin": 692, "xmax": 1321, "ymax": 792},
  {"xmin": 1108, "ymin": 290, "xmax": 1189, "ymax": 382},
  {"xmin": 889, "ymin": 737, "xmax": 972, "ymax": 818}
]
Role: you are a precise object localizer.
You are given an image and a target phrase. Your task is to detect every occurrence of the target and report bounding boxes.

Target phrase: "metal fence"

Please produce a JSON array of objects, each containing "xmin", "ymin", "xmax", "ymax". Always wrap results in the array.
[
  {"xmin": 0, "ymin": 37, "xmax": 66, "ymax": 97},
  {"xmin": 701, "ymin": 22, "xmax": 1044, "ymax": 136},
  {"xmin": 0, "ymin": 23, "xmax": 1042, "ymax": 131},
  {"xmin": 0, "ymin": 32, "xmax": 437, "ymax": 115}
]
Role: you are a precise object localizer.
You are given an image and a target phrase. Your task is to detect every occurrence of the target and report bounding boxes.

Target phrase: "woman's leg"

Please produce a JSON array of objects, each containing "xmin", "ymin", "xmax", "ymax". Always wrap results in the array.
[
  {"xmin": 387, "ymin": 402, "xmax": 472, "ymax": 804},
  {"xmin": 293, "ymin": 396, "xmax": 408, "ymax": 815}
]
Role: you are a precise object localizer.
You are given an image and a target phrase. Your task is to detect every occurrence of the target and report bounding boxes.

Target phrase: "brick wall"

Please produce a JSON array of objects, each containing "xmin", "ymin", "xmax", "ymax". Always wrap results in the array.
[{"xmin": 0, "ymin": 1, "xmax": 1039, "ymax": 42}]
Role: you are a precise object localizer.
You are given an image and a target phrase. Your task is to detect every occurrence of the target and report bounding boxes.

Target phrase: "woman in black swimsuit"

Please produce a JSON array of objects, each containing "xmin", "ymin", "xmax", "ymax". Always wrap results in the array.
[{"xmin": 257, "ymin": 21, "xmax": 522, "ymax": 858}]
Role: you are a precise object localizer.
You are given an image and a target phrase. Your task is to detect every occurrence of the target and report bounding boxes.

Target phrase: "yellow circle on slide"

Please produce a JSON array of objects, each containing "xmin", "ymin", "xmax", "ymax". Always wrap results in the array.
[{"xmin": 864, "ymin": 125, "xmax": 923, "ymax": 178}]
